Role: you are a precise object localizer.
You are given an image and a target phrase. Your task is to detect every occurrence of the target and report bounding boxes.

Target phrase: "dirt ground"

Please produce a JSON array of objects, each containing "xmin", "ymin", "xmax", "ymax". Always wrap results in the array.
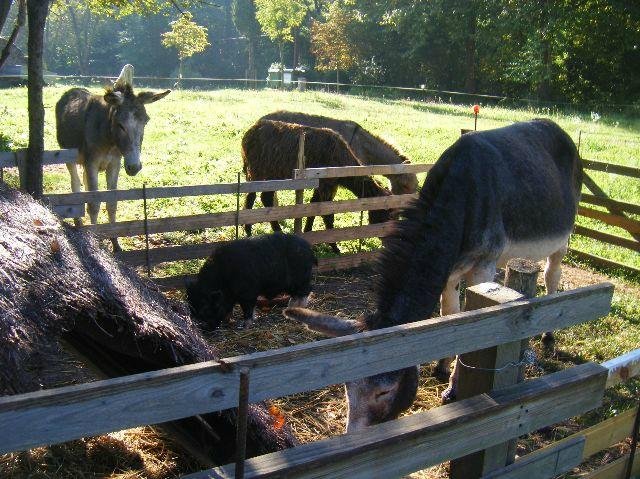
[{"xmin": 1, "ymin": 261, "xmax": 637, "ymax": 478}]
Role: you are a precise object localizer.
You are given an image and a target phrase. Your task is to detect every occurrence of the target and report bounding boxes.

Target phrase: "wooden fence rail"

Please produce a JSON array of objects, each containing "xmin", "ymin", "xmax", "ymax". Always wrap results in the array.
[{"xmin": 0, "ymin": 283, "xmax": 613, "ymax": 455}]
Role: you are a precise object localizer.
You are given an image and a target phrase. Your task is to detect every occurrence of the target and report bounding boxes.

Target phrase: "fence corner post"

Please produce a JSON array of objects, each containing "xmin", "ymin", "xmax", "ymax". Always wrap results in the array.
[{"xmin": 293, "ymin": 132, "xmax": 306, "ymax": 234}]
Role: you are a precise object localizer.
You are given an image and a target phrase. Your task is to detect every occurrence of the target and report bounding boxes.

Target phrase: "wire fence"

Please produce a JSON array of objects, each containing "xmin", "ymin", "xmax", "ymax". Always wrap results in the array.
[{"xmin": 2, "ymin": 72, "xmax": 638, "ymax": 116}]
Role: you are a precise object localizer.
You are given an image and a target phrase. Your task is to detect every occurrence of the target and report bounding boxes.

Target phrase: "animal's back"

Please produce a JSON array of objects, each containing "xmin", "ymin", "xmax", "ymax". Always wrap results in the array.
[
  {"xmin": 202, "ymin": 233, "xmax": 315, "ymax": 298},
  {"xmin": 55, "ymin": 88, "xmax": 93, "ymax": 148},
  {"xmin": 242, "ymin": 120, "xmax": 361, "ymax": 181},
  {"xmin": 261, "ymin": 111, "xmax": 358, "ymax": 138}
]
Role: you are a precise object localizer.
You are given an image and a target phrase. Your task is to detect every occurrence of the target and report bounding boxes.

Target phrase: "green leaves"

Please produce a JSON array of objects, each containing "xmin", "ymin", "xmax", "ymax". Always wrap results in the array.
[
  {"xmin": 161, "ymin": 12, "xmax": 210, "ymax": 61},
  {"xmin": 254, "ymin": 0, "xmax": 310, "ymax": 44}
]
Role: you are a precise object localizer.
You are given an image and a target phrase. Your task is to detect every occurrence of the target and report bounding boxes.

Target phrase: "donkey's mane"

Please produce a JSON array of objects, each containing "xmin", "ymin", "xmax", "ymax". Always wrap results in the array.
[
  {"xmin": 105, "ymin": 84, "xmax": 134, "ymax": 97},
  {"xmin": 365, "ymin": 146, "xmax": 469, "ymax": 330}
]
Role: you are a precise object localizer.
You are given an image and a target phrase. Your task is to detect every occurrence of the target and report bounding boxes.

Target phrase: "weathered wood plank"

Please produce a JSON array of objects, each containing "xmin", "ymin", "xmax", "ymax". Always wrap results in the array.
[
  {"xmin": 186, "ymin": 363, "xmax": 608, "ymax": 479},
  {"xmin": 0, "ymin": 284, "xmax": 612, "ymax": 454},
  {"xmin": 567, "ymin": 249, "xmax": 640, "ymax": 276},
  {"xmin": 602, "ymin": 348, "xmax": 640, "ymax": 388},
  {"xmin": 83, "ymin": 195, "xmax": 414, "ymax": 238},
  {"xmin": 573, "ymin": 225, "xmax": 640, "ymax": 252},
  {"xmin": 578, "ymin": 206, "xmax": 640, "ymax": 235},
  {"xmin": 43, "ymin": 179, "xmax": 320, "ymax": 205},
  {"xmin": 480, "ymin": 436, "xmax": 585, "ymax": 479},
  {"xmin": 581, "ymin": 451, "xmax": 640, "ymax": 479},
  {"xmin": 581, "ymin": 194, "xmax": 640, "ymax": 217},
  {"xmin": 116, "ymin": 224, "xmax": 392, "ymax": 267},
  {"xmin": 583, "ymin": 159, "xmax": 640, "ymax": 179},
  {"xmin": 293, "ymin": 163, "xmax": 432, "ymax": 179},
  {"xmin": 0, "ymin": 149, "xmax": 78, "ymax": 168},
  {"xmin": 451, "ymin": 283, "xmax": 525, "ymax": 478}
]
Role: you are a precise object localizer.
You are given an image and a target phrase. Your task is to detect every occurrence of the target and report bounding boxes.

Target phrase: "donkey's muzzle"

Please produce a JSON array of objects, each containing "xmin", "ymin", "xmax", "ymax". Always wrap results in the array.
[{"xmin": 125, "ymin": 163, "xmax": 142, "ymax": 176}]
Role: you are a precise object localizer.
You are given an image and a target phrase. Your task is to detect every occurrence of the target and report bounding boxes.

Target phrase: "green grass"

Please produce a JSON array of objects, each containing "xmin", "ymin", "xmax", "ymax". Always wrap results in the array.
[{"xmin": 0, "ymin": 85, "xmax": 639, "ymax": 272}]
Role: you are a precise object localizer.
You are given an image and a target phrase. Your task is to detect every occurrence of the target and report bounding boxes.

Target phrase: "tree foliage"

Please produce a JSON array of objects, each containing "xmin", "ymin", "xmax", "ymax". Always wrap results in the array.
[
  {"xmin": 161, "ymin": 12, "xmax": 210, "ymax": 61},
  {"xmin": 311, "ymin": 2, "xmax": 360, "ymax": 73},
  {"xmin": 254, "ymin": 0, "xmax": 309, "ymax": 45}
]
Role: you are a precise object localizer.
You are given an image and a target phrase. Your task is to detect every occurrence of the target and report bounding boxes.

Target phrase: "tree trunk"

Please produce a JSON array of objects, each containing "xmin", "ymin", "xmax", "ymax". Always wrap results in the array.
[
  {"xmin": 0, "ymin": 0, "xmax": 25, "ymax": 71},
  {"xmin": 0, "ymin": 0, "xmax": 12, "ymax": 34},
  {"xmin": 463, "ymin": 8, "xmax": 477, "ymax": 94},
  {"xmin": 537, "ymin": 0, "xmax": 552, "ymax": 101},
  {"xmin": 336, "ymin": 69, "xmax": 340, "ymax": 93},
  {"xmin": 67, "ymin": 5, "xmax": 89, "ymax": 76},
  {"xmin": 279, "ymin": 42, "xmax": 284, "ymax": 90},
  {"xmin": 24, "ymin": 0, "xmax": 50, "ymax": 199},
  {"xmin": 292, "ymin": 28, "xmax": 299, "ymax": 68},
  {"xmin": 248, "ymin": 37, "xmax": 256, "ymax": 85}
]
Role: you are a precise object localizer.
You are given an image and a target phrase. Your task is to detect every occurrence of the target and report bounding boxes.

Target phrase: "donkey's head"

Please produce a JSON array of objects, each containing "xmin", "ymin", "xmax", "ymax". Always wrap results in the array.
[
  {"xmin": 284, "ymin": 307, "xmax": 419, "ymax": 433},
  {"xmin": 104, "ymin": 65, "xmax": 170, "ymax": 176},
  {"xmin": 391, "ymin": 159, "xmax": 419, "ymax": 195}
]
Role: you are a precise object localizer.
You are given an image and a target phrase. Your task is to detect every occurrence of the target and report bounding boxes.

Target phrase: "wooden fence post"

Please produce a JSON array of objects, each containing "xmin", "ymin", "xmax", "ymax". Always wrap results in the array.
[
  {"xmin": 293, "ymin": 132, "xmax": 305, "ymax": 234},
  {"xmin": 449, "ymin": 282, "xmax": 525, "ymax": 479}
]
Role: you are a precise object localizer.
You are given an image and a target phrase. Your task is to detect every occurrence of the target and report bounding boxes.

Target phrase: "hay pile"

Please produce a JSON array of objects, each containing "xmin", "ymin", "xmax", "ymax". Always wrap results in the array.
[{"xmin": 0, "ymin": 183, "xmax": 295, "ymax": 466}]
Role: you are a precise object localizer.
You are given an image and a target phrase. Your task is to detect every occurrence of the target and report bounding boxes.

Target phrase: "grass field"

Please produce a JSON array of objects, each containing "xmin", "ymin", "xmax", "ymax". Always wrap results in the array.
[{"xmin": 0, "ymin": 85, "xmax": 639, "ymax": 478}]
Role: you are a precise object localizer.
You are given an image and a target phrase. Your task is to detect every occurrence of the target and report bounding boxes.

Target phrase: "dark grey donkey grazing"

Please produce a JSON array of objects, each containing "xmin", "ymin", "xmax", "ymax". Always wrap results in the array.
[
  {"xmin": 285, "ymin": 119, "xmax": 582, "ymax": 432},
  {"xmin": 55, "ymin": 64, "xmax": 170, "ymax": 252},
  {"xmin": 186, "ymin": 233, "xmax": 316, "ymax": 330},
  {"xmin": 242, "ymin": 119, "xmax": 395, "ymax": 254},
  {"xmin": 262, "ymin": 110, "xmax": 418, "ymax": 195}
]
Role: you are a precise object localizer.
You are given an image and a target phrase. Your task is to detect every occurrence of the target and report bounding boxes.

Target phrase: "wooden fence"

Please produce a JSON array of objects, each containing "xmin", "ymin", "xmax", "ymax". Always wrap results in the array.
[{"xmin": 0, "ymin": 281, "xmax": 638, "ymax": 478}]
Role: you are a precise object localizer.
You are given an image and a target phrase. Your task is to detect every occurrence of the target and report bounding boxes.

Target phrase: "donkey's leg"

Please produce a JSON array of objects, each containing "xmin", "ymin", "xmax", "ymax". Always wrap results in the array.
[
  {"xmin": 105, "ymin": 159, "xmax": 122, "ymax": 253},
  {"xmin": 303, "ymin": 189, "xmax": 321, "ymax": 233},
  {"xmin": 83, "ymin": 163, "xmax": 100, "ymax": 226},
  {"xmin": 316, "ymin": 182, "xmax": 340, "ymax": 254},
  {"xmin": 442, "ymin": 263, "xmax": 496, "ymax": 403},
  {"xmin": 260, "ymin": 191, "xmax": 283, "ymax": 233},
  {"xmin": 244, "ymin": 192, "xmax": 257, "ymax": 236},
  {"xmin": 66, "ymin": 159, "xmax": 84, "ymax": 227},
  {"xmin": 541, "ymin": 245, "xmax": 567, "ymax": 350},
  {"xmin": 435, "ymin": 274, "xmax": 464, "ymax": 381}
]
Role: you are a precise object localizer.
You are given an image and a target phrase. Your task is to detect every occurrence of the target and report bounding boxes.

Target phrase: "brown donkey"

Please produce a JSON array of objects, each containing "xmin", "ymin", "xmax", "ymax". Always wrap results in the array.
[{"xmin": 242, "ymin": 119, "xmax": 394, "ymax": 253}]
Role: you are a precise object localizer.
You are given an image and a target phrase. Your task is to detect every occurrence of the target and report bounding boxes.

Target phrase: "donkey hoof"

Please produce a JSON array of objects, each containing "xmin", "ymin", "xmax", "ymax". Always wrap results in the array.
[{"xmin": 441, "ymin": 386, "xmax": 456, "ymax": 404}]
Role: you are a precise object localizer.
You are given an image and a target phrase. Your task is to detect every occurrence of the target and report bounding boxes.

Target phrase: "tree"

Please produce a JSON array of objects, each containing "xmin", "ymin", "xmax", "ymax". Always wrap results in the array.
[
  {"xmin": 254, "ymin": 0, "xmax": 309, "ymax": 88},
  {"xmin": 0, "ymin": 0, "xmax": 26, "ymax": 71},
  {"xmin": 311, "ymin": 2, "xmax": 361, "ymax": 92},
  {"xmin": 231, "ymin": 0, "xmax": 261, "ymax": 82},
  {"xmin": 161, "ymin": 11, "xmax": 210, "ymax": 83}
]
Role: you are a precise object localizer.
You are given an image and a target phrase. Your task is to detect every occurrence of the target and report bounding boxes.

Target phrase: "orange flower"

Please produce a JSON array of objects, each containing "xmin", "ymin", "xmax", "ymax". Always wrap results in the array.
[{"xmin": 473, "ymin": 104, "xmax": 480, "ymax": 114}]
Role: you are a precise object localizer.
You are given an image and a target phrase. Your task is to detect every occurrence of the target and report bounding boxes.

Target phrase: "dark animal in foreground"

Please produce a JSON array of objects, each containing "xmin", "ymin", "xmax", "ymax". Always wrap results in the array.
[
  {"xmin": 187, "ymin": 233, "xmax": 316, "ymax": 330},
  {"xmin": 286, "ymin": 119, "xmax": 582, "ymax": 432},
  {"xmin": 242, "ymin": 119, "xmax": 394, "ymax": 253},
  {"xmin": 0, "ymin": 183, "xmax": 294, "ymax": 466},
  {"xmin": 55, "ymin": 64, "xmax": 170, "ymax": 252},
  {"xmin": 262, "ymin": 111, "xmax": 418, "ymax": 195}
]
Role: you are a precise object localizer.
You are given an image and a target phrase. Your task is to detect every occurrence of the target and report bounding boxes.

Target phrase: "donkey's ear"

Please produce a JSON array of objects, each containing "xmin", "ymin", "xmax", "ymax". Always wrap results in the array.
[
  {"xmin": 138, "ymin": 90, "xmax": 171, "ymax": 104},
  {"xmin": 284, "ymin": 307, "xmax": 360, "ymax": 337},
  {"xmin": 104, "ymin": 90, "xmax": 124, "ymax": 105}
]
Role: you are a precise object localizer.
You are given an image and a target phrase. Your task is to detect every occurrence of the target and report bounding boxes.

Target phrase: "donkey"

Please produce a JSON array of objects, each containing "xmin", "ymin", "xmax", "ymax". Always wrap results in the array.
[
  {"xmin": 285, "ymin": 119, "xmax": 582, "ymax": 432},
  {"xmin": 242, "ymin": 119, "xmax": 395, "ymax": 253},
  {"xmin": 55, "ymin": 64, "xmax": 170, "ymax": 251},
  {"xmin": 262, "ymin": 111, "xmax": 418, "ymax": 195}
]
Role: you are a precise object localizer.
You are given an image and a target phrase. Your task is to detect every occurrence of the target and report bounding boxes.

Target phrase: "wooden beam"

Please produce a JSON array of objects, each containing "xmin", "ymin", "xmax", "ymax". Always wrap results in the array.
[
  {"xmin": 581, "ymin": 451, "xmax": 640, "ymax": 479},
  {"xmin": 567, "ymin": 249, "xmax": 640, "ymax": 276},
  {"xmin": 44, "ymin": 178, "xmax": 320, "ymax": 205},
  {"xmin": 582, "ymin": 159, "xmax": 640, "ymax": 179},
  {"xmin": 551, "ymin": 405, "xmax": 638, "ymax": 460},
  {"xmin": 83, "ymin": 195, "xmax": 414, "ymax": 238},
  {"xmin": 116, "ymin": 225, "xmax": 391, "ymax": 267},
  {"xmin": 573, "ymin": 225, "xmax": 640, "ymax": 252},
  {"xmin": 185, "ymin": 363, "xmax": 608, "ymax": 479},
  {"xmin": 602, "ymin": 348, "xmax": 640, "ymax": 388},
  {"xmin": 581, "ymin": 194, "xmax": 640, "ymax": 216},
  {"xmin": 0, "ymin": 148, "xmax": 78, "ymax": 168},
  {"xmin": 293, "ymin": 164, "xmax": 432, "ymax": 179},
  {"xmin": 578, "ymin": 206, "xmax": 640, "ymax": 235},
  {"xmin": 450, "ymin": 283, "xmax": 525, "ymax": 478},
  {"xmin": 480, "ymin": 436, "xmax": 585, "ymax": 479},
  {"xmin": 0, "ymin": 284, "xmax": 613, "ymax": 454}
]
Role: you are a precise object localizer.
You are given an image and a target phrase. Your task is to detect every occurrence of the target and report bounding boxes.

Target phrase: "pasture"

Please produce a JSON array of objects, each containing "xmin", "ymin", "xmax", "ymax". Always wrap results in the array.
[{"xmin": 0, "ymin": 85, "xmax": 639, "ymax": 478}]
